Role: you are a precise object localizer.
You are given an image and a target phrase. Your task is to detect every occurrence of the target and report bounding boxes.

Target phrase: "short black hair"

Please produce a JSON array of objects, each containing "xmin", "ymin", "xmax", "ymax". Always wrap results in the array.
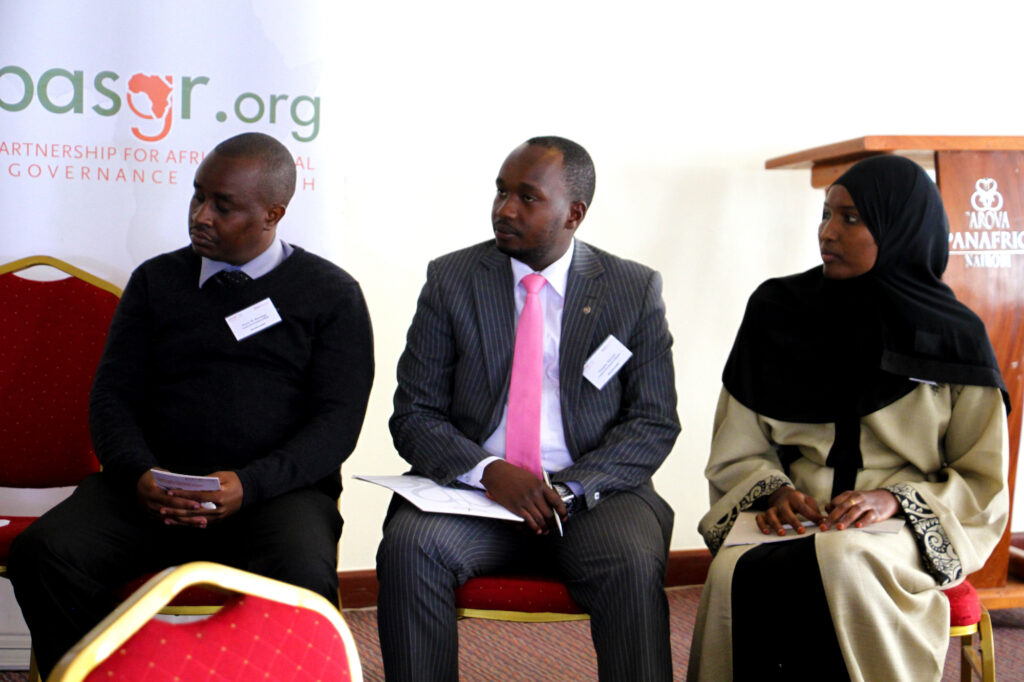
[
  {"xmin": 525, "ymin": 136, "xmax": 596, "ymax": 207},
  {"xmin": 213, "ymin": 132, "xmax": 297, "ymax": 207}
]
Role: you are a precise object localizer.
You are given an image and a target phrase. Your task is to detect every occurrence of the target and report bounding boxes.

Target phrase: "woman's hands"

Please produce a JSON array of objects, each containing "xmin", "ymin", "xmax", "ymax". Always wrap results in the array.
[
  {"xmin": 756, "ymin": 485, "xmax": 900, "ymax": 535},
  {"xmin": 756, "ymin": 486, "xmax": 823, "ymax": 535},
  {"xmin": 821, "ymin": 489, "xmax": 899, "ymax": 531}
]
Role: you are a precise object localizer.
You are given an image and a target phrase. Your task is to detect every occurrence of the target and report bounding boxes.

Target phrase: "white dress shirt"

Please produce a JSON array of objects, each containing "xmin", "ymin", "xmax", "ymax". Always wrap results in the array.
[
  {"xmin": 458, "ymin": 240, "xmax": 576, "ymax": 488},
  {"xmin": 198, "ymin": 238, "xmax": 293, "ymax": 288}
]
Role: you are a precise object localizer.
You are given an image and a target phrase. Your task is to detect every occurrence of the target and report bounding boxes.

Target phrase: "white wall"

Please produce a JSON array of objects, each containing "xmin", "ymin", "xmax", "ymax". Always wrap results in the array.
[
  {"xmin": 4, "ymin": 1, "xmax": 1024, "ymax": 581},
  {"xmin": 323, "ymin": 0, "xmax": 1024, "ymax": 568}
]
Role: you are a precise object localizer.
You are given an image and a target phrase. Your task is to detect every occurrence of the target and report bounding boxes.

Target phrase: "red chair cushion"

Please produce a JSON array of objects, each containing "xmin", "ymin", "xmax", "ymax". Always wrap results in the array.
[
  {"xmin": 114, "ymin": 573, "xmax": 232, "ymax": 608},
  {"xmin": 455, "ymin": 574, "xmax": 585, "ymax": 614},
  {"xmin": 943, "ymin": 580, "xmax": 982, "ymax": 627},
  {"xmin": 84, "ymin": 593, "xmax": 353, "ymax": 681},
  {"xmin": 0, "ymin": 273, "xmax": 117, "ymax": 487},
  {"xmin": 0, "ymin": 516, "xmax": 37, "ymax": 564}
]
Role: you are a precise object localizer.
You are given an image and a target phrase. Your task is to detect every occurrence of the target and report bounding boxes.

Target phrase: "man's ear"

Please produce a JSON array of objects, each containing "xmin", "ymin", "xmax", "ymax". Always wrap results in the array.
[
  {"xmin": 566, "ymin": 200, "xmax": 588, "ymax": 230},
  {"xmin": 265, "ymin": 204, "xmax": 287, "ymax": 229}
]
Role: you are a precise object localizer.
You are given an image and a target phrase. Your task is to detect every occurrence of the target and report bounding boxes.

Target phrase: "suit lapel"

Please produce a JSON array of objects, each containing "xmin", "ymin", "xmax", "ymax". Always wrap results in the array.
[
  {"xmin": 561, "ymin": 241, "xmax": 605, "ymax": 423},
  {"xmin": 472, "ymin": 245, "xmax": 517, "ymax": 399}
]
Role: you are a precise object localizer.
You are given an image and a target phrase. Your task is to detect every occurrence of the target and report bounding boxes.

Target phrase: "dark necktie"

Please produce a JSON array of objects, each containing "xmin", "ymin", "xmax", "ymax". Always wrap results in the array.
[{"xmin": 211, "ymin": 269, "xmax": 252, "ymax": 289}]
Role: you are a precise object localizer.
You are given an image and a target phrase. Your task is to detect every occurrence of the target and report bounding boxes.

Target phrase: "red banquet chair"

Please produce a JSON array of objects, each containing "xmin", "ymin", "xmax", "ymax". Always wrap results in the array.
[
  {"xmin": 454, "ymin": 574, "xmax": 589, "ymax": 623},
  {"xmin": 944, "ymin": 579, "xmax": 994, "ymax": 682},
  {"xmin": 0, "ymin": 255, "xmax": 120, "ymax": 532},
  {"xmin": 47, "ymin": 561, "xmax": 363, "ymax": 682},
  {"xmin": 0, "ymin": 256, "xmax": 121, "ymax": 679}
]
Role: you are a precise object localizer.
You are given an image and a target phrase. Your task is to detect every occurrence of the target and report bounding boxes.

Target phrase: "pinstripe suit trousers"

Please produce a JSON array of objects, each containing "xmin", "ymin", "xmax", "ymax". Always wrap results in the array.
[
  {"xmin": 381, "ymin": 240, "xmax": 679, "ymax": 681},
  {"xmin": 377, "ymin": 491, "xmax": 672, "ymax": 681}
]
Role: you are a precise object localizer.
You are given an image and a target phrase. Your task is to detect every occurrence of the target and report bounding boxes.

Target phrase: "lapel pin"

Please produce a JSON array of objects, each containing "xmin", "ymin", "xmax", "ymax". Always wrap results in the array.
[{"xmin": 582, "ymin": 305, "xmax": 592, "ymax": 315}]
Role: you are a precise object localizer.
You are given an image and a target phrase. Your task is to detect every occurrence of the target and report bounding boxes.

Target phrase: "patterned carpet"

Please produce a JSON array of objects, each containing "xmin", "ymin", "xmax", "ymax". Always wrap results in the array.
[
  {"xmin": 3, "ymin": 586, "xmax": 1024, "ymax": 680},
  {"xmin": 340, "ymin": 586, "xmax": 1024, "ymax": 681}
]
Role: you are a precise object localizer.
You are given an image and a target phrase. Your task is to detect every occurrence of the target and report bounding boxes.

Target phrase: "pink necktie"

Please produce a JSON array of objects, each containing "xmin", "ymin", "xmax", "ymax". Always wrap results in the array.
[{"xmin": 505, "ymin": 273, "xmax": 546, "ymax": 479}]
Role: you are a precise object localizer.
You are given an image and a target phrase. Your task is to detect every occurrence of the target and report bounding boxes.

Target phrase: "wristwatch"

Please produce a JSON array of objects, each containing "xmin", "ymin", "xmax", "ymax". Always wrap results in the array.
[{"xmin": 552, "ymin": 482, "xmax": 583, "ymax": 518}]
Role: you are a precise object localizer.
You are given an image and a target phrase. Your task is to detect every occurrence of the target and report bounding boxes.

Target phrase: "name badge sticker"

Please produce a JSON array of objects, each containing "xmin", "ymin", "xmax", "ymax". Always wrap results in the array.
[
  {"xmin": 583, "ymin": 334, "xmax": 633, "ymax": 389},
  {"xmin": 225, "ymin": 298, "xmax": 282, "ymax": 341}
]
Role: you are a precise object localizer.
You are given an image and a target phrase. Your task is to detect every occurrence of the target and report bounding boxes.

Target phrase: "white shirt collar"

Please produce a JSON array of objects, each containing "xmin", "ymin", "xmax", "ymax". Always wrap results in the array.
[
  {"xmin": 198, "ymin": 239, "xmax": 292, "ymax": 287},
  {"xmin": 509, "ymin": 238, "xmax": 574, "ymax": 297}
]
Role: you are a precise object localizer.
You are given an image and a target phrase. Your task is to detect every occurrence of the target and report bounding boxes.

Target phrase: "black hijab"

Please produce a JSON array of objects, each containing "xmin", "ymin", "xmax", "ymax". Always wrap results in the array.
[{"xmin": 722, "ymin": 156, "xmax": 1007, "ymax": 492}]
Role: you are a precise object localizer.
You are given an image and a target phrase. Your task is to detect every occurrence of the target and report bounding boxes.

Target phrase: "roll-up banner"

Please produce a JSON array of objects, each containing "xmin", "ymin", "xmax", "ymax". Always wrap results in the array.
[{"xmin": 0, "ymin": 2, "xmax": 327, "ymax": 277}]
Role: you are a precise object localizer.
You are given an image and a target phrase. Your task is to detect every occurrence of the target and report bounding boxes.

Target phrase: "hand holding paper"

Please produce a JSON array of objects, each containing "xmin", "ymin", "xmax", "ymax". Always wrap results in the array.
[
  {"xmin": 150, "ymin": 469, "xmax": 221, "ymax": 492},
  {"xmin": 140, "ymin": 468, "xmax": 241, "ymax": 528},
  {"xmin": 724, "ymin": 511, "xmax": 904, "ymax": 547}
]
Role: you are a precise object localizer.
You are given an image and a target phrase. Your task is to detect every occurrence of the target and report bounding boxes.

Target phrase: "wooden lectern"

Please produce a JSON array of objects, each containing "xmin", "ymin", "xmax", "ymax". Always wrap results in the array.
[{"xmin": 767, "ymin": 136, "xmax": 1024, "ymax": 608}]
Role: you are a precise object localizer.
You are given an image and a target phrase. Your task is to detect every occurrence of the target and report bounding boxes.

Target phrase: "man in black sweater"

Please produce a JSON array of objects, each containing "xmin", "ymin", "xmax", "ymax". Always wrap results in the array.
[{"xmin": 8, "ymin": 132, "xmax": 374, "ymax": 677}]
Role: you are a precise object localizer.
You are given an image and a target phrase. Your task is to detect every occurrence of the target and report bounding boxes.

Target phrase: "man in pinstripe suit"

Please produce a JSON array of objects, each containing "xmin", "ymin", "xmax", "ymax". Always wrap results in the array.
[{"xmin": 377, "ymin": 136, "xmax": 679, "ymax": 681}]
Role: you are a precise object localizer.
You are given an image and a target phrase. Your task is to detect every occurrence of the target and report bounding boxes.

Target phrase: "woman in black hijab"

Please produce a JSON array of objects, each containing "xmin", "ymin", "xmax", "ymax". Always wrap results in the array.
[{"xmin": 688, "ymin": 156, "xmax": 1009, "ymax": 682}]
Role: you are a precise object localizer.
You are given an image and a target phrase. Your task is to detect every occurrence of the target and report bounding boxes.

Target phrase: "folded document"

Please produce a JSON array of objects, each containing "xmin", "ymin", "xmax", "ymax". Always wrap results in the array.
[
  {"xmin": 724, "ymin": 511, "xmax": 905, "ymax": 546},
  {"xmin": 355, "ymin": 474, "xmax": 523, "ymax": 522}
]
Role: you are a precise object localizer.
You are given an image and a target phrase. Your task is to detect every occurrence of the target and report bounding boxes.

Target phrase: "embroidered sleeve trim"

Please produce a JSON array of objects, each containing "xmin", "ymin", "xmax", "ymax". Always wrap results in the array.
[
  {"xmin": 886, "ymin": 482, "xmax": 962, "ymax": 586},
  {"xmin": 705, "ymin": 474, "xmax": 789, "ymax": 555}
]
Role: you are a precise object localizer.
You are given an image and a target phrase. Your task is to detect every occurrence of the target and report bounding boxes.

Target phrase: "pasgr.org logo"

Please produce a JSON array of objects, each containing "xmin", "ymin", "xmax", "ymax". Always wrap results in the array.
[{"xmin": 0, "ymin": 66, "xmax": 320, "ymax": 143}]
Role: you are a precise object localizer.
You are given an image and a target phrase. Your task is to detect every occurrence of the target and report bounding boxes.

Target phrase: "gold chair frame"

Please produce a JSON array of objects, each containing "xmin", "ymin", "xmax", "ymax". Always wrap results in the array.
[{"xmin": 48, "ymin": 561, "xmax": 362, "ymax": 682}]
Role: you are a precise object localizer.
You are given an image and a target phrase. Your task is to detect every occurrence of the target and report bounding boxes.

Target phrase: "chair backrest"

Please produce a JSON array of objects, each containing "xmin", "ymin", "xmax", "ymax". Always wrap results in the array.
[
  {"xmin": 48, "ymin": 561, "xmax": 363, "ymax": 682},
  {"xmin": 113, "ymin": 573, "xmax": 232, "ymax": 616},
  {"xmin": 0, "ymin": 256, "xmax": 121, "ymax": 487}
]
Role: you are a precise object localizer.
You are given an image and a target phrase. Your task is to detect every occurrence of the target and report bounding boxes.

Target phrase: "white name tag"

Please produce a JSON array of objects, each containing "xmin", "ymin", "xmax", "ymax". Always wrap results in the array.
[
  {"xmin": 225, "ymin": 298, "xmax": 282, "ymax": 341},
  {"xmin": 583, "ymin": 334, "xmax": 632, "ymax": 389}
]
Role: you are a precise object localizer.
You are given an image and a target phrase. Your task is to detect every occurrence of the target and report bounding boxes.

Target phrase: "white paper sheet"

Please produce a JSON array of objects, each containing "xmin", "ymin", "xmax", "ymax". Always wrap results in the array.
[
  {"xmin": 149, "ymin": 469, "xmax": 221, "ymax": 492},
  {"xmin": 723, "ymin": 511, "xmax": 905, "ymax": 546},
  {"xmin": 354, "ymin": 474, "xmax": 523, "ymax": 522}
]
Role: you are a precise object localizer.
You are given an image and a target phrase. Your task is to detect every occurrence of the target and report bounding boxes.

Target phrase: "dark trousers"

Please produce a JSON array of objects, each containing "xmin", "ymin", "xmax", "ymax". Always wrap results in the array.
[
  {"xmin": 376, "ymin": 491, "xmax": 673, "ymax": 682},
  {"xmin": 732, "ymin": 536, "xmax": 850, "ymax": 681},
  {"xmin": 7, "ymin": 473, "xmax": 342, "ymax": 678}
]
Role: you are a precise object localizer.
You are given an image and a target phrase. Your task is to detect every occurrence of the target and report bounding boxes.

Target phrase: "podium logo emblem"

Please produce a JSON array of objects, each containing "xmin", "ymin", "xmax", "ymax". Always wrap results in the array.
[
  {"xmin": 969, "ymin": 178, "xmax": 1007, "ymax": 226},
  {"xmin": 950, "ymin": 176, "xmax": 1021, "ymax": 268}
]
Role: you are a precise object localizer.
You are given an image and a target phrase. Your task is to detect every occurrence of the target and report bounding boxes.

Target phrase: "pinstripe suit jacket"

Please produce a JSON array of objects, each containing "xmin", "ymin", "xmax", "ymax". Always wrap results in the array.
[{"xmin": 390, "ymin": 239, "xmax": 679, "ymax": 534}]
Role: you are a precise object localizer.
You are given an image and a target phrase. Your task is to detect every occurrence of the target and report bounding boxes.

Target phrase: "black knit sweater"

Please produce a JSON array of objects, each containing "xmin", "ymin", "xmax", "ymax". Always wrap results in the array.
[{"xmin": 89, "ymin": 245, "xmax": 374, "ymax": 506}]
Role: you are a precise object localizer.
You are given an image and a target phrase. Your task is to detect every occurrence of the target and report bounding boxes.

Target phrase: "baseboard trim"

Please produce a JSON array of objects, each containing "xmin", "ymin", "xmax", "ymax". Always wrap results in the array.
[
  {"xmin": 338, "ymin": 548, "xmax": 713, "ymax": 609},
  {"xmin": 1011, "ymin": 532, "xmax": 1024, "ymax": 581},
  {"xmin": 340, "ymin": 533, "xmax": 1024, "ymax": 609},
  {"xmin": 338, "ymin": 569, "xmax": 380, "ymax": 609},
  {"xmin": 665, "ymin": 548, "xmax": 713, "ymax": 587}
]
